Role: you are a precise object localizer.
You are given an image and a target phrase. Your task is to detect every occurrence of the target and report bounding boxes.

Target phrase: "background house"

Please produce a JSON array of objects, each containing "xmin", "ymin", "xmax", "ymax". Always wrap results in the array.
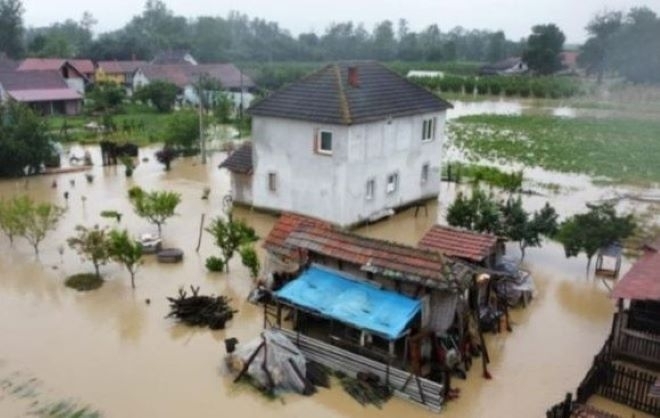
[
  {"xmin": 151, "ymin": 50, "xmax": 198, "ymax": 66},
  {"xmin": 133, "ymin": 62, "xmax": 255, "ymax": 108},
  {"xmin": 0, "ymin": 70, "xmax": 82, "ymax": 115},
  {"xmin": 16, "ymin": 59, "xmax": 88, "ymax": 94},
  {"xmin": 479, "ymin": 57, "xmax": 528, "ymax": 76},
  {"xmin": 223, "ymin": 61, "xmax": 452, "ymax": 228},
  {"xmin": 96, "ymin": 60, "xmax": 147, "ymax": 93}
]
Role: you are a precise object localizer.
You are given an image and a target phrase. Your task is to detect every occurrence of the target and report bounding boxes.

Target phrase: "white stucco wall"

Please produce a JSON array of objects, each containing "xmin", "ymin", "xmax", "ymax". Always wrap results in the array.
[
  {"xmin": 231, "ymin": 173, "xmax": 253, "ymax": 205},
  {"xmin": 132, "ymin": 71, "xmax": 149, "ymax": 91},
  {"xmin": 251, "ymin": 111, "xmax": 445, "ymax": 227},
  {"xmin": 65, "ymin": 78, "xmax": 85, "ymax": 95}
]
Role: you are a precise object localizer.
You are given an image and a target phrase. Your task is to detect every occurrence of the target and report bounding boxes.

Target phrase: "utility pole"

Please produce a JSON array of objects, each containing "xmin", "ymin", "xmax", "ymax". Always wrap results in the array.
[{"xmin": 198, "ymin": 75, "xmax": 206, "ymax": 165}]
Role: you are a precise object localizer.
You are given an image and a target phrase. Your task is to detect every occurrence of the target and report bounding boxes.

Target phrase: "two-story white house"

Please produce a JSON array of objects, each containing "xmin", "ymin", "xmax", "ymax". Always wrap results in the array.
[{"xmin": 220, "ymin": 61, "xmax": 452, "ymax": 228}]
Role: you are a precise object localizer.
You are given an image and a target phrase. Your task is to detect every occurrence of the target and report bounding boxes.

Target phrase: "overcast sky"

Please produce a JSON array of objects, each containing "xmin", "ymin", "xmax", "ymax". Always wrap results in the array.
[{"xmin": 22, "ymin": 0, "xmax": 660, "ymax": 43}]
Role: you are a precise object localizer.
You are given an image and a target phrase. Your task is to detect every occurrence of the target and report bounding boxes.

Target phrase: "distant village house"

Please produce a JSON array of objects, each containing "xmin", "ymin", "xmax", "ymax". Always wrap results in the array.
[{"xmin": 0, "ymin": 69, "xmax": 82, "ymax": 115}]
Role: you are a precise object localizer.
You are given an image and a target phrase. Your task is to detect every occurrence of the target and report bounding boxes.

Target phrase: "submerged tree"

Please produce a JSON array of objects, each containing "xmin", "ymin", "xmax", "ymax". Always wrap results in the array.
[
  {"xmin": 0, "ymin": 197, "xmax": 26, "ymax": 245},
  {"xmin": 556, "ymin": 203, "xmax": 636, "ymax": 273},
  {"xmin": 128, "ymin": 187, "xmax": 181, "ymax": 236},
  {"xmin": 107, "ymin": 229, "xmax": 142, "ymax": 288},
  {"xmin": 67, "ymin": 225, "xmax": 111, "ymax": 279},
  {"xmin": 522, "ymin": 24, "xmax": 565, "ymax": 75},
  {"xmin": 446, "ymin": 188, "xmax": 503, "ymax": 234},
  {"xmin": 501, "ymin": 198, "xmax": 558, "ymax": 260},
  {"xmin": 239, "ymin": 245, "xmax": 260, "ymax": 279},
  {"xmin": 20, "ymin": 199, "xmax": 66, "ymax": 257},
  {"xmin": 205, "ymin": 213, "xmax": 258, "ymax": 272}
]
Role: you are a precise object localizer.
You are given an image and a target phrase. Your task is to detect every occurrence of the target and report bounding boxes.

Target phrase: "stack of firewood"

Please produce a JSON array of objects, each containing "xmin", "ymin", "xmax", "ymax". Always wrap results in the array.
[{"xmin": 166, "ymin": 286, "xmax": 237, "ymax": 330}]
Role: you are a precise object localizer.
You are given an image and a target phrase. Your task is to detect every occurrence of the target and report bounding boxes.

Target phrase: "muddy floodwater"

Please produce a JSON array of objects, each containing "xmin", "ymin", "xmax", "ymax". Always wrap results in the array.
[{"xmin": 0, "ymin": 142, "xmax": 657, "ymax": 417}]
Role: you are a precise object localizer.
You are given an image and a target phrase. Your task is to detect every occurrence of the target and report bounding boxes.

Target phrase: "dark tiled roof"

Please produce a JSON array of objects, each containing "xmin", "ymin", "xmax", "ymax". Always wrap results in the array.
[
  {"xmin": 248, "ymin": 61, "xmax": 452, "ymax": 125},
  {"xmin": 97, "ymin": 60, "xmax": 147, "ymax": 74},
  {"xmin": 285, "ymin": 224, "xmax": 472, "ymax": 289},
  {"xmin": 263, "ymin": 213, "xmax": 331, "ymax": 259},
  {"xmin": 218, "ymin": 142, "xmax": 253, "ymax": 174},
  {"xmin": 612, "ymin": 246, "xmax": 660, "ymax": 301},
  {"xmin": 418, "ymin": 225, "xmax": 498, "ymax": 263},
  {"xmin": 139, "ymin": 63, "xmax": 254, "ymax": 89},
  {"xmin": 0, "ymin": 70, "xmax": 68, "ymax": 90}
]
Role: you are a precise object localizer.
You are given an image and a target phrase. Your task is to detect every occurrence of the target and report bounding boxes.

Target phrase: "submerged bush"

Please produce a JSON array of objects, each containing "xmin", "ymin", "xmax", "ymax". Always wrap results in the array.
[
  {"xmin": 205, "ymin": 256, "xmax": 225, "ymax": 272},
  {"xmin": 65, "ymin": 273, "xmax": 104, "ymax": 292}
]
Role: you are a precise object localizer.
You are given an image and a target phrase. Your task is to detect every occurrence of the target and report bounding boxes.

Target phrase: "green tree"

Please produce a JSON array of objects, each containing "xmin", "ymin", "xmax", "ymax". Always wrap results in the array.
[
  {"xmin": 0, "ymin": 102, "xmax": 53, "ymax": 177},
  {"xmin": 0, "ymin": 196, "xmax": 26, "ymax": 244},
  {"xmin": 165, "ymin": 111, "xmax": 199, "ymax": 151},
  {"xmin": 20, "ymin": 199, "xmax": 66, "ymax": 258},
  {"xmin": 88, "ymin": 81, "xmax": 126, "ymax": 113},
  {"xmin": 501, "ymin": 198, "xmax": 557, "ymax": 260},
  {"xmin": 446, "ymin": 188, "xmax": 502, "ymax": 234},
  {"xmin": 107, "ymin": 229, "xmax": 142, "ymax": 288},
  {"xmin": 523, "ymin": 24, "xmax": 566, "ymax": 75},
  {"xmin": 556, "ymin": 203, "xmax": 636, "ymax": 273},
  {"xmin": 239, "ymin": 245, "xmax": 260, "ymax": 279},
  {"xmin": 610, "ymin": 7, "xmax": 660, "ymax": 84},
  {"xmin": 67, "ymin": 225, "xmax": 111, "ymax": 279},
  {"xmin": 133, "ymin": 81, "xmax": 179, "ymax": 113},
  {"xmin": 205, "ymin": 214, "xmax": 258, "ymax": 272},
  {"xmin": 0, "ymin": 0, "xmax": 24, "ymax": 58},
  {"xmin": 128, "ymin": 188, "xmax": 181, "ymax": 236},
  {"xmin": 578, "ymin": 11, "xmax": 622, "ymax": 83}
]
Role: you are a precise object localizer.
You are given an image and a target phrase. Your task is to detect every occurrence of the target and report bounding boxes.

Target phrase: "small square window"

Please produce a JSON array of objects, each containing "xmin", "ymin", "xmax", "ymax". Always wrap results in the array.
[
  {"xmin": 318, "ymin": 131, "xmax": 333, "ymax": 154},
  {"xmin": 421, "ymin": 164, "xmax": 430, "ymax": 184},
  {"xmin": 386, "ymin": 173, "xmax": 398, "ymax": 194},
  {"xmin": 366, "ymin": 179, "xmax": 375, "ymax": 200},
  {"xmin": 268, "ymin": 172, "xmax": 277, "ymax": 192},
  {"xmin": 422, "ymin": 118, "xmax": 436, "ymax": 141}
]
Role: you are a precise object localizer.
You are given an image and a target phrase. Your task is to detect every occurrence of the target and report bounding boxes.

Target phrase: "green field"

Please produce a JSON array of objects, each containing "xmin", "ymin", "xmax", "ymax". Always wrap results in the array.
[{"xmin": 449, "ymin": 114, "xmax": 660, "ymax": 185}]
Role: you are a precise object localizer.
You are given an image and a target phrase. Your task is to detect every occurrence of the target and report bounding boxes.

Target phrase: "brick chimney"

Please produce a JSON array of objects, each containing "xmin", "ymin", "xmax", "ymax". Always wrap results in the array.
[{"xmin": 347, "ymin": 66, "xmax": 359, "ymax": 87}]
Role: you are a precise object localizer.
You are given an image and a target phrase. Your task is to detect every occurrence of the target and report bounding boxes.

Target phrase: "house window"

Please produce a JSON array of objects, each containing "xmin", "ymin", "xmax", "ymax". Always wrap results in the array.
[
  {"xmin": 268, "ymin": 172, "xmax": 277, "ymax": 192},
  {"xmin": 365, "ymin": 179, "xmax": 375, "ymax": 200},
  {"xmin": 421, "ymin": 163, "xmax": 430, "ymax": 184},
  {"xmin": 422, "ymin": 118, "xmax": 436, "ymax": 141},
  {"xmin": 317, "ymin": 130, "xmax": 333, "ymax": 154},
  {"xmin": 386, "ymin": 173, "xmax": 398, "ymax": 194}
]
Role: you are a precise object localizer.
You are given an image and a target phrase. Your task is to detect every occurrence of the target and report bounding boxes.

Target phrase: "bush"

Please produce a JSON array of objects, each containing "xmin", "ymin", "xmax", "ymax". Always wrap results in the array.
[
  {"xmin": 475, "ymin": 78, "xmax": 489, "ymax": 95},
  {"xmin": 463, "ymin": 77, "xmax": 476, "ymax": 95},
  {"xmin": 65, "ymin": 273, "xmax": 104, "ymax": 291},
  {"xmin": 205, "ymin": 256, "xmax": 225, "ymax": 272}
]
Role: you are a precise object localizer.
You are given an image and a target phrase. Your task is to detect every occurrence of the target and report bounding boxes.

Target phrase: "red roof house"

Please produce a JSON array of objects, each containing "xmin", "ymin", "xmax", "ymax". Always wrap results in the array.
[
  {"xmin": 418, "ymin": 225, "xmax": 499, "ymax": 265},
  {"xmin": 0, "ymin": 70, "xmax": 82, "ymax": 115},
  {"xmin": 612, "ymin": 243, "xmax": 660, "ymax": 302},
  {"xmin": 263, "ymin": 212, "xmax": 331, "ymax": 259}
]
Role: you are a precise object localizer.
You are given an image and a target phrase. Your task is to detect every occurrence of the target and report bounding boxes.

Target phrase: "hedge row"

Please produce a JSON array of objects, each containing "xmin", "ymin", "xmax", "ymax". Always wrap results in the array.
[{"xmin": 411, "ymin": 75, "xmax": 585, "ymax": 98}]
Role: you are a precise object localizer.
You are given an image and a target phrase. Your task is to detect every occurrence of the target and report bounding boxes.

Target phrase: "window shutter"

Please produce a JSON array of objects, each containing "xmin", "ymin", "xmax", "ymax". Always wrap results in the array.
[
  {"xmin": 432, "ymin": 117, "xmax": 438, "ymax": 139},
  {"xmin": 313, "ymin": 128, "xmax": 319, "ymax": 153}
]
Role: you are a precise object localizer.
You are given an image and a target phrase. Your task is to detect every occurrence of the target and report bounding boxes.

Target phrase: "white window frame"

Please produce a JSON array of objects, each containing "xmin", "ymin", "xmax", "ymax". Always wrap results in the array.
[
  {"xmin": 317, "ymin": 130, "xmax": 333, "ymax": 155},
  {"xmin": 267, "ymin": 172, "xmax": 277, "ymax": 192},
  {"xmin": 422, "ymin": 117, "xmax": 436, "ymax": 142},
  {"xmin": 365, "ymin": 178, "xmax": 375, "ymax": 201},
  {"xmin": 386, "ymin": 172, "xmax": 399, "ymax": 194},
  {"xmin": 421, "ymin": 163, "xmax": 430, "ymax": 184}
]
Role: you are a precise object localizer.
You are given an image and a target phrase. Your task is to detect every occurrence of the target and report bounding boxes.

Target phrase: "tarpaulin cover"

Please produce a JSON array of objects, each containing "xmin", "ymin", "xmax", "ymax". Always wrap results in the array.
[{"xmin": 275, "ymin": 266, "xmax": 421, "ymax": 340}]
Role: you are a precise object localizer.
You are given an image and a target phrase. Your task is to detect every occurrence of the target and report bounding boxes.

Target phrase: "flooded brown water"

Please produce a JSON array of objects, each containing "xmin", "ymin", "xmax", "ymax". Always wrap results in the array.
[{"xmin": 0, "ymin": 145, "xmax": 656, "ymax": 417}]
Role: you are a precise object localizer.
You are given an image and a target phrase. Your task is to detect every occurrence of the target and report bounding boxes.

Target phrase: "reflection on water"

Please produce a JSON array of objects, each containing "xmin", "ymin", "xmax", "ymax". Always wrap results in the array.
[{"xmin": 0, "ymin": 145, "xmax": 656, "ymax": 417}]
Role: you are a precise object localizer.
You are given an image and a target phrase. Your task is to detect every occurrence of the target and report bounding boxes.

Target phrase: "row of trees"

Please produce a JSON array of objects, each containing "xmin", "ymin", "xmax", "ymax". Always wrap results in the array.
[
  {"xmin": 447, "ymin": 186, "xmax": 636, "ymax": 271},
  {"xmin": 0, "ymin": 196, "xmax": 65, "ymax": 256},
  {"xmin": 1, "ymin": 0, "xmax": 523, "ymax": 63}
]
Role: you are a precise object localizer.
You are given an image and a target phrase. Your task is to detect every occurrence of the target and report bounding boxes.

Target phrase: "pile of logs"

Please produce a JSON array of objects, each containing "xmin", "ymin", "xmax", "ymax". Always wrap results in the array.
[{"xmin": 166, "ymin": 286, "xmax": 237, "ymax": 330}]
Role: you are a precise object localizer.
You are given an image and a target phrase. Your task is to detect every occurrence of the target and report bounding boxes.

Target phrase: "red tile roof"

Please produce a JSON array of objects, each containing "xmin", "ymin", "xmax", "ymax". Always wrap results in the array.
[
  {"xmin": 418, "ymin": 225, "xmax": 498, "ymax": 263},
  {"xmin": 263, "ymin": 213, "xmax": 331, "ymax": 259},
  {"xmin": 68, "ymin": 59, "xmax": 94, "ymax": 75},
  {"xmin": 17, "ymin": 58, "xmax": 65, "ymax": 71},
  {"xmin": 612, "ymin": 247, "xmax": 660, "ymax": 301},
  {"xmin": 138, "ymin": 63, "xmax": 255, "ymax": 89},
  {"xmin": 286, "ymin": 224, "xmax": 472, "ymax": 289}
]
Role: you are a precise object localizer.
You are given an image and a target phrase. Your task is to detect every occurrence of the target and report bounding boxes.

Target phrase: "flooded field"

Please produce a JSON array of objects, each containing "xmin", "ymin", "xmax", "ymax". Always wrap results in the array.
[{"xmin": 1, "ymin": 122, "xmax": 658, "ymax": 416}]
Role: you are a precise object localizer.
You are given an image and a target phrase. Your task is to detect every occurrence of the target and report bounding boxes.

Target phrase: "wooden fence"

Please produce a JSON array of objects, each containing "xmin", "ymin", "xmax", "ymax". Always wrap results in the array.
[
  {"xmin": 611, "ymin": 312, "xmax": 660, "ymax": 369},
  {"xmin": 597, "ymin": 362, "xmax": 660, "ymax": 416},
  {"xmin": 546, "ymin": 393, "xmax": 573, "ymax": 418}
]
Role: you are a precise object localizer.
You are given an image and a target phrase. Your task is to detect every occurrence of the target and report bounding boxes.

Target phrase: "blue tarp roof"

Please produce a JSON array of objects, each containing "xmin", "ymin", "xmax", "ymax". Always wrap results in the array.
[{"xmin": 275, "ymin": 266, "xmax": 421, "ymax": 340}]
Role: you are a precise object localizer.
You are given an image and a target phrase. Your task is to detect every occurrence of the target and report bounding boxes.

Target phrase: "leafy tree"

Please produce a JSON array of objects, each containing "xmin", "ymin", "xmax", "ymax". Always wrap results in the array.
[
  {"xmin": 107, "ymin": 229, "xmax": 142, "ymax": 288},
  {"xmin": 128, "ymin": 188, "xmax": 181, "ymax": 236},
  {"xmin": 164, "ymin": 111, "xmax": 199, "ymax": 151},
  {"xmin": 205, "ymin": 214, "xmax": 258, "ymax": 272},
  {"xmin": 20, "ymin": 199, "xmax": 66, "ymax": 257},
  {"xmin": 133, "ymin": 81, "xmax": 179, "ymax": 113},
  {"xmin": 67, "ymin": 225, "xmax": 111, "ymax": 279},
  {"xmin": 501, "ymin": 198, "xmax": 558, "ymax": 260},
  {"xmin": 578, "ymin": 11, "xmax": 622, "ymax": 83},
  {"xmin": 610, "ymin": 7, "xmax": 660, "ymax": 84},
  {"xmin": 522, "ymin": 24, "xmax": 566, "ymax": 75},
  {"xmin": 239, "ymin": 245, "xmax": 260, "ymax": 279},
  {"xmin": 446, "ymin": 188, "xmax": 502, "ymax": 234},
  {"xmin": 155, "ymin": 145, "xmax": 177, "ymax": 171},
  {"xmin": 0, "ymin": 0, "xmax": 24, "ymax": 58},
  {"xmin": 0, "ymin": 102, "xmax": 53, "ymax": 177},
  {"xmin": 556, "ymin": 203, "xmax": 636, "ymax": 273},
  {"xmin": 0, "ymin": 196, "xmax": 26, "ymax": 244},
  {"xmin": 88, "ymin": 81, "xmax": 126, "ymax": 113}
]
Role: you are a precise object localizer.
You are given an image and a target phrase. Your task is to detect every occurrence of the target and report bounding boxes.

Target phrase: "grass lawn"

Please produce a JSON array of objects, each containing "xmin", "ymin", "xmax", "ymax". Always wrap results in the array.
[{"xmin": 449, "ymin": 114, "xmax": 660, "ymax": 185}]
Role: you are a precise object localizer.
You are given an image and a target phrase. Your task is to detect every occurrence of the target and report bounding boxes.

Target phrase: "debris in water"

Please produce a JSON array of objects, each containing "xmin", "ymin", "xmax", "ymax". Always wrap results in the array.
[{"xmin": 166, "ymin": 286, "xmax": 237, "ymax": 330}]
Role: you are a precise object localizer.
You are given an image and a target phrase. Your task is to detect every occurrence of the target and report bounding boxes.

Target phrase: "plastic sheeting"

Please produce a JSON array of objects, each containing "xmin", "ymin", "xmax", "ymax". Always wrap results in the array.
[{"xmin": 275, "ymin": 266, "xmax": 421, "ymax": 340}]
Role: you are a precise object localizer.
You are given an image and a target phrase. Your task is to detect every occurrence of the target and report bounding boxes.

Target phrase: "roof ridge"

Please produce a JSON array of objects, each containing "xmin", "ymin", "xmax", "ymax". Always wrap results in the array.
[{"xmin": 333, "ymin": 64, "xmax": 352, "ymax": 125}]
